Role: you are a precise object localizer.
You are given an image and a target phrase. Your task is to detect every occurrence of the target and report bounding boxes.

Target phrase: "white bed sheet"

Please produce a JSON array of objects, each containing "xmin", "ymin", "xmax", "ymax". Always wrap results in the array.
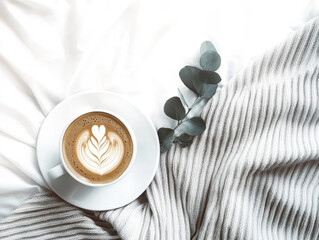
[{"xmin": 0, "ymin": 0, "xmax": 318, "ymax": 220}]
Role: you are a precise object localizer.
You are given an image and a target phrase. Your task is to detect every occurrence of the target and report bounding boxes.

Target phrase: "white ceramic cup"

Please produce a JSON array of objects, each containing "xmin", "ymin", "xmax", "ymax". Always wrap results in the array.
[{"xmin": 48, "ymin": 110, "xmax": 137, "ymax": 187}]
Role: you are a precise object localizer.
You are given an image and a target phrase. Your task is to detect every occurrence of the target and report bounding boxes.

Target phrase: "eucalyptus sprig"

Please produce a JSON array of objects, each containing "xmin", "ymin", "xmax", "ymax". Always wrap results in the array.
[{"xmin": 158, "ymin": 41, "xmax": 222, "ymax": 153}]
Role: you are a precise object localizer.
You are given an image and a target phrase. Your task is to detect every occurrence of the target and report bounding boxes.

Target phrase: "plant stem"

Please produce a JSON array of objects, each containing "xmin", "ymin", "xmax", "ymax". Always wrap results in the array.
[
  {"xmin": 185, "ymin": 103, "xmax": 194, "ymax": 117},
  {"xmin": 173, "ymin": 96, "xmax": 200, "ymax": 131}
]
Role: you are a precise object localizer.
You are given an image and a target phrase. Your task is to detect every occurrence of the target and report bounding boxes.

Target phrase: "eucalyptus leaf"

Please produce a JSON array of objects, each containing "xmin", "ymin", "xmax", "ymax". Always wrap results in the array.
[
  {"xmin": 200, "ymin": 50, "xmax": 221, "ymax": 72},
  {"xmin": 200, "ymin": 70, "xmax": 221, "ymax": 84},
  {"xmin": 179, "ymin": 66, "xmax": 221, "ymax": 97},
  {"xmin": 192, "ymin": 71, "xmax": 221, "ymax": 99},
  {"xmin": 200, "ymin": 41, "xmax": 217, "ymax": 55},
  {"xmin": 178, "ymin": 88, "xmax": 188, "ymax": 108},
  {"xmin": 158, "ymin": 128, "xmax": 175, "ymax": 153},
  {"xmin": 200, "ymin": 84, "xmax": 218, "ymax": 99},
  {"xmin": 164, "ymin": 97, "xmax": 186, "ymax": 120},
  {"xmin": 181, "ymin": 117, "xmax": 206, "ymax": 136},
  {"xmin": 175, "ymin": 133, "xmax": 193, "ymax": 148},
  {"xmin": 179, "ymin": 66, "xmax": 201, "ymax": 94}
]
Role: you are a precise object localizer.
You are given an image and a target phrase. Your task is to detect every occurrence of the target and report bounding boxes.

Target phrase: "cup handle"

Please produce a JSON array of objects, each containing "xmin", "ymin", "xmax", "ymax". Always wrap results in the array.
[{"xmin": 48, "ymin": 164, "xmax": 66, "ymax": 179}]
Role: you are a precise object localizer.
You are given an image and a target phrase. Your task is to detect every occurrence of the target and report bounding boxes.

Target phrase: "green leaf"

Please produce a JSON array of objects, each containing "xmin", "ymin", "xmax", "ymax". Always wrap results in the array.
[
  {"xmin": 179, "ymin": 66, "xmax": 221, "ymax": 97},
  {"xmin": 200, "ymin": 84, "xmax": 218, "ymax": 99},
  {"xmin": 164, "ymin": 97, "xmax": 186, "ymax": 120},
  {"xmin": 200, "ymin": 70, "xmax": 221, "ymax": 84},
  {"xmin": 181, "ymin": 117, "xmax": 206, "ymax": 136},
  {"xmin": 200, "ymin": 41, "xmax": 217, "ymax": 55},
  {"xmin": 179, "ymin": 66, "xmax": 201, "ymax": 94},
  {"xmin": 158, "ymin": 128, "xmax": 175, "ymax": 153},
  {"xmin": 175, "ymin": 133, "xmax": 193, "ymax": 148},
  {"xmin": 200, "ymin": 50, "xmax": 221, "ymax": 72},
  {"xmin": 200, "ymin": 41, "xmax": 221, "ymax": 71},
  {"xmin": 192, "ymin": 71, "xmax": 221, "ymax": 99}
]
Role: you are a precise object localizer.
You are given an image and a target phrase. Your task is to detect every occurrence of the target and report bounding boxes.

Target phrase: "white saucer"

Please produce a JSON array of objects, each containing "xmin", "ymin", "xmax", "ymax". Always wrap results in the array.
[{"xmin": 36, "ymin": 91, "xmax": 160, "ymax": 211}]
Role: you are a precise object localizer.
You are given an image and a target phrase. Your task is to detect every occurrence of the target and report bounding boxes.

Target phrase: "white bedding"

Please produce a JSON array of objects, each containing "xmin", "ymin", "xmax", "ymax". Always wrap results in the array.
[{"xmin": 0, "ymin": 0, "xmax": 318, "ymax": 220}]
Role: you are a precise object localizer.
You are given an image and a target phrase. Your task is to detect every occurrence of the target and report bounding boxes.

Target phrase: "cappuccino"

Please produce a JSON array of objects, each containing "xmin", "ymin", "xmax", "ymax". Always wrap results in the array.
[{"xmin": 62, "ymin": 112, "xmax": 134, "ymax": 184}]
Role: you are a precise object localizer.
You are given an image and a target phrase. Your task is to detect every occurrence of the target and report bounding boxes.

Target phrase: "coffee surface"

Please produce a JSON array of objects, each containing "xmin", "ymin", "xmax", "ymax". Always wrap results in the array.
[{"xmin": 62, "ymin": 112, "xmax": 133, "ymax": 184}]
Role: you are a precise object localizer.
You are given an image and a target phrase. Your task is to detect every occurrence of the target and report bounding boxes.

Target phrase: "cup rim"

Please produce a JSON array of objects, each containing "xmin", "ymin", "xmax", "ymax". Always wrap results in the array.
[{"xmin": 59, "ymin": 109, "xmax": 137, "ymax": 187}]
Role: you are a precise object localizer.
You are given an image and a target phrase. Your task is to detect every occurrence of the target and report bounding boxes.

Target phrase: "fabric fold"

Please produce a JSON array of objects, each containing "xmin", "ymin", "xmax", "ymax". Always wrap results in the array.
[{"xmin": 1, "ymin": 17, "xmax": 319, "ymax": 240}]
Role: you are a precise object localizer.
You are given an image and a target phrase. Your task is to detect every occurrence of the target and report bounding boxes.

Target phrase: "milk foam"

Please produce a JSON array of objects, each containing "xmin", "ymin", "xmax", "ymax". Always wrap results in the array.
[{"xmin": 76, "ymin": 125, "xmax": 124, "ymax": 175}]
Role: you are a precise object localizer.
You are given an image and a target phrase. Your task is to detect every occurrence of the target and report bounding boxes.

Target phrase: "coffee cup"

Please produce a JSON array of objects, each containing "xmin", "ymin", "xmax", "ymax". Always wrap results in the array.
[{"xmin": 48, "ymin": 110, "xmax": 137, "ymax": 187}]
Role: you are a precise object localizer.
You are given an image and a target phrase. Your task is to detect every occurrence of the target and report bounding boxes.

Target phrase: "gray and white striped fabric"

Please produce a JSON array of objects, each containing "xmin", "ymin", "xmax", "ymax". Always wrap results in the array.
[{"xmin": 1, "ymin": 17, "xmax": 319, "ymax": 240}]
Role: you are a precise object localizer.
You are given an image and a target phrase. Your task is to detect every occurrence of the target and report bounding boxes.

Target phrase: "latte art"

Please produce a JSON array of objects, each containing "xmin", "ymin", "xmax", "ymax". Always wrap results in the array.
[
  {"xmin": 76, "ymin": 125, "xmax": 124, "ymax": 175},
  {"xmin": 62, "ymin": 112, "xmax": 134, "ymax": 184}
]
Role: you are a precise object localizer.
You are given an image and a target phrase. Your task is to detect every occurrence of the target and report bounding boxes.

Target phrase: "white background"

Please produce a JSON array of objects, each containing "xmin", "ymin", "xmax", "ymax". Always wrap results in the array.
[{"xmin": 0, "ymin": 0, "xmax": 318, "ymax": 220}]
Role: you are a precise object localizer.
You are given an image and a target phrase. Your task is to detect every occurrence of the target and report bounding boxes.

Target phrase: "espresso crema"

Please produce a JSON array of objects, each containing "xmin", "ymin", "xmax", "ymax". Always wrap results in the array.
[{"xmin": 62, "ymin": 112, "xmax": 134, "ymax": 184}]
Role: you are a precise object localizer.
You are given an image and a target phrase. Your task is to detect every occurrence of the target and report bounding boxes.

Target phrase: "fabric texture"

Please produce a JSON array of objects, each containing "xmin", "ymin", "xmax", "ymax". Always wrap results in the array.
[
  {"xmin": 1, "ymin": 15, "xmax": 319, "ymax": 240},
  {"xmin": 0, "ymin": 0, "xmax": 318, "ymax": 220}
]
